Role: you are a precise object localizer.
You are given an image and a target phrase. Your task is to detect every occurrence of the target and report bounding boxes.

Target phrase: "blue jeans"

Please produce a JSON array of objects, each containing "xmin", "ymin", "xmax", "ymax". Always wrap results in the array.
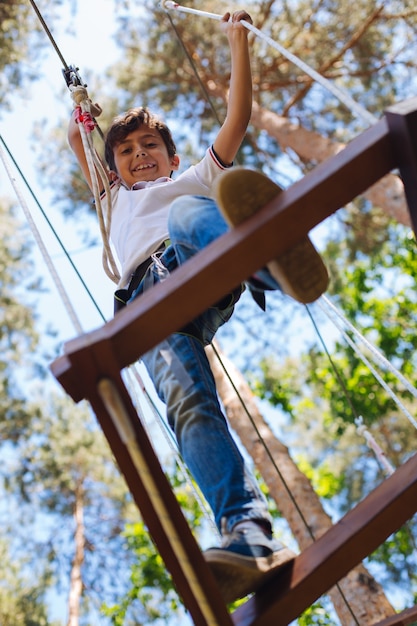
[{"xmin": 130, "ymin": 195, "xmax": 276, "ymax": 533}]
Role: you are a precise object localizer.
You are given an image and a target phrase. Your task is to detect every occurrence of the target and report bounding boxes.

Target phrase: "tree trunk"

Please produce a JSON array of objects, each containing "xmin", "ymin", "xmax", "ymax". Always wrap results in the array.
[
  {"xmin": 250, "ymin": 102, "xmax": 410, "ymax": 227},
  {"xmin": 206, "ymin": 341, "xmax": 396, "ymax": 625},
  {"xmin": 67, "ymin": 483, "xmax": 85, "ymax": 626},
  {"xmin": 208, "ymin": 77, "xmax": 410, "ymax": 227}
]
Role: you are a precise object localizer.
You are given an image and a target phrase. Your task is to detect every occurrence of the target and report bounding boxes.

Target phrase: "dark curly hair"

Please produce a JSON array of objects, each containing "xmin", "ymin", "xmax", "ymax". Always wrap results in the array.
[{"xmin": 104, "ymin": 107, "xmax": 177, "ymax": 172}]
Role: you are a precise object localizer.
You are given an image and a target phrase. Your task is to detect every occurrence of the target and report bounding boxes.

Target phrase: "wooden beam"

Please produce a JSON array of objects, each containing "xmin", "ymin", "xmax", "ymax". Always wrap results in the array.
[
  {"xmin": 87, "ymin": 371, "xmax": 233, "ymax": 626},
  {"xmin": 373, "ymin": 605, "xmax": 417, "ymax": 626},
  {"xmin": 386, "ymin": 97, "xmax": 417, "ymax": 233},
  {"xmin": 231, "ymin": 453, "xmax": 417, "ymax": 626}
]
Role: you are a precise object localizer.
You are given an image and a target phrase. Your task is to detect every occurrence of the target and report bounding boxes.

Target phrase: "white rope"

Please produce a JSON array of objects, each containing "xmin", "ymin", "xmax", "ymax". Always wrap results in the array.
[
  {"xmin": 125, "ymin": 364, "xmax": 220, "ymax": 538},
  {"xmin": 98, "ymin": 378, "xmax": 223, "ymax": 626},
  {"xmin": 317, "ymin": 296, "xmax": 417, "ymax": 431},
  {"xmin": 355, "ymin": 416, "xmax": 395, "ymax": 476},
  {"xmin": 0, "ymin": 140, "xmax": 84, "ymax": 335},
  {"xmin": 319, "ymin": 295, "xmax": 417, "ymax": 404},
  {"xmin": 163, "ymin": 1, "xmax": 378, "ymax": 127},
  {"xmin": 70, "ymin": 86, "xmax": 121, "ymax": 285}
]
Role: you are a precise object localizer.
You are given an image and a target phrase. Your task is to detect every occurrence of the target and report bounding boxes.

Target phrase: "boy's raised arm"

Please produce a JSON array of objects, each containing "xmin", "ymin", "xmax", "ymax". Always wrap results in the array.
[
  {"xmin": 68, "ymin": 110, "xmax": 95, "ymax": 191},
  {"xmin": 213, "ymin": 10, "xmax": 253, "ymax": 166},
  {"xmin": 68, "ymin": 109, "xmax": 109, "ymax": 193}
]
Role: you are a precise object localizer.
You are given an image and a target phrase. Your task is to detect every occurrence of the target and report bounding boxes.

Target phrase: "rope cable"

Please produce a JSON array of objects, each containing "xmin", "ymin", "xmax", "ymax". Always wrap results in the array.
[
  {"xmin": 28, "ymin": 0, "xmax": 70, "ymax": 70},
  {"xmin": 319, "ymin": 295, "xmax": 417, "ymax": 404},
  {"xmin": 0, "ymin": 138, "xmax": 84, "ymax": 335},
  {"xmin": 164, "ymin": 10, "xmax": 222, "ymax": 127},
  {"xmin": 70, "ymin": 87, "xmax": 120, "ymax": 284},
  {"xmin": 0, "ymin": 134, "xmax": 105, "ymax": 323},
  {"xmin": 316, "ymin": 297, "xmax": 417, "ymax": 430},
  {"xmin": 304, "ymin": 304, "xmax": 399, "ymax": 475},
  {"xmin": 163, "ymin": 1, "xmax": 378, "ymax": 126},
  {"xmin": 209, "ymin": 340, "xmax": 361, "ymax": 625}
]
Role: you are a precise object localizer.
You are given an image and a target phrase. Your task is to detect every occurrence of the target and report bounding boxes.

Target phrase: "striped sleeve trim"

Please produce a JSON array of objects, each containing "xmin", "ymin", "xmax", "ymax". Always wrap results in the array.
[
  {"xmin": 100, "ymin": 180, "xmax": 117, "ymax": 200},
  {"xmin": 208, "ymin": 145, "xmax": 233, "ymax": 170}
]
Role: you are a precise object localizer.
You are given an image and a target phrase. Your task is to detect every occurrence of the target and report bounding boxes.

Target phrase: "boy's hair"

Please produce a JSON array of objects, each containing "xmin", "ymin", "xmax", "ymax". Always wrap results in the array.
[{"xmin": 104, "ymin": 107, "xmax": 177, "ymax": 172}]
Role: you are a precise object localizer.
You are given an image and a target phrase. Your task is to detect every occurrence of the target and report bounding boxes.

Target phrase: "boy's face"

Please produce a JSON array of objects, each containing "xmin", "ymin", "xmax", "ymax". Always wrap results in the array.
[{"xmin": 112, "ymin": 126, "xmax": 179, "ymax": 188}]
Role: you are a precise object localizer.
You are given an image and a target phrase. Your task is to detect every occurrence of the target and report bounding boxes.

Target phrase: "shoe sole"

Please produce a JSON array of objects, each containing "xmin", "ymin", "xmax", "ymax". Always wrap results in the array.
[
  {"xmin": 205, "ymin": 546, "xmax": 296, "ymax": 604},
  {"xmin": 214, "ymin": 167, "xmax": 329, "ymax": 304}
]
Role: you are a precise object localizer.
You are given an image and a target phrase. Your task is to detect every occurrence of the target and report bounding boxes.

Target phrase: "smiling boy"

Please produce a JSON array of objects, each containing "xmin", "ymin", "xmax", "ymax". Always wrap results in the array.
[{"xmin": 68, "ymin": 10, "xmax": 298, "ymax": 604}]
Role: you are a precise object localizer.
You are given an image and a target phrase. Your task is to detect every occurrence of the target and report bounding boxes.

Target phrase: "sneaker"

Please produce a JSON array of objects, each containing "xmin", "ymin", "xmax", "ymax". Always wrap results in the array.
[
  {"xmin": 204, "ymin": 522, "xmax": 296, "ymax": 604},
  {"xmin": 214, "ymin": 167, "xmax": 329, "ymax": 304}
]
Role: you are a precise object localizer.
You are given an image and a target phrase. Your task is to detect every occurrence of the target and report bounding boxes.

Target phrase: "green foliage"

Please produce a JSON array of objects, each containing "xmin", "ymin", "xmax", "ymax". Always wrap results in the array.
[
  {"xmin": 297, "ymin": 601, "xmax": 335, "ymax": 625},
  {"xmin": 296, "ymin": 455, "xmax": 343, "ymax": 499},
  {"xmin": 101, "ymin": 462, "xmax": 205, "ymax": 624},
  {"xmin": 0, "ymin": 1, "xmax": 67, "ymax": 110},
  {"xmin": 0, "ymin": 539, "xmax": 58, "ymax": 626},
  {"xmin": 101, "ymin": 521, "xmax": 183, "ymax": 625}
]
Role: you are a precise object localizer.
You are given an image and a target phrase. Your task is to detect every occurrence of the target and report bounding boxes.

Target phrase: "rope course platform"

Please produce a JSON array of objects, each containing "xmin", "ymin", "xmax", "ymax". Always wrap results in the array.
[{"xmin": 50, "ymin": 97, "xmax": 417, "ymax": 625}]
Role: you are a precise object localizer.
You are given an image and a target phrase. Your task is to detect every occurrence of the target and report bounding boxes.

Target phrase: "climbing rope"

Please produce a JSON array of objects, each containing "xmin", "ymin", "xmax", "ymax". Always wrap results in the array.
[
  {"xmin": 0, "ymin": 137, "xmax": 84, "ymax": 335},
  {"xmin": 70, "ymin": 86, "xmax": 120, "ymax": 285},
  {"xmin": 305, "ymin": 302, "xmax": 400, "ymax": 477},
  {"xmin": 317, "ymin": 295, "xmax": 417, "ymax": 431},
  {"xmin": 163, "ymin": 1, "xmax": 379, "ymax": 127},
  {"xmin": 355, "ymin": 416, "xmax": 395, "ymax": 476}
]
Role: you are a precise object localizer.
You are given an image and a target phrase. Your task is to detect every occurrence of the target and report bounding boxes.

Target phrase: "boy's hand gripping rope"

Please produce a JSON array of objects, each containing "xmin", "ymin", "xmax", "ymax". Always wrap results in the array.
[
  {"xmin": 70, "ymin": 83, "xmax": 121, "ymax": 285},
  {"xmin": 162, "ymin": 1, "xmax": 378, "ymax": 127}
]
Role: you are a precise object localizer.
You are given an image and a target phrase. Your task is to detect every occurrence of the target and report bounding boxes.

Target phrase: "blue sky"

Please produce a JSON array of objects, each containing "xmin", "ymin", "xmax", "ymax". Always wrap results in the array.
[{"xmin": 0, "ymin": 0, "xmax": 122, "ymax": 338}]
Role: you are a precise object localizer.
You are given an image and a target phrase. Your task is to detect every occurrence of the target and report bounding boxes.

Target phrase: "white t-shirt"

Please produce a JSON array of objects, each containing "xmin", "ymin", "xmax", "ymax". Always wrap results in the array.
[{"xmin": 105, "ymin": 146, "xmax": 230, "ymax": 287}]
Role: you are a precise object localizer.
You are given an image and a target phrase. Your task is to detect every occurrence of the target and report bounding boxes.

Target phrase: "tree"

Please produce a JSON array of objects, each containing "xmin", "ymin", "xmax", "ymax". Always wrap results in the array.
[
  {"xmin": 6, "ymin": 390, "xmax": 137, "ymax": 626},
  {"xmin": 0, "ymin": 0, "xmax": 66, "ymax": 110},
  {"xmin": 206, "ymin": 341, "xmax": 397, "ymax": 624},
  {"xmin": 0, "ymin": 538, "xmax": 56, "ymax": 626},
  {"xmin": 23, "ymin": 0, "xmax": 417, "ymax": 622}
]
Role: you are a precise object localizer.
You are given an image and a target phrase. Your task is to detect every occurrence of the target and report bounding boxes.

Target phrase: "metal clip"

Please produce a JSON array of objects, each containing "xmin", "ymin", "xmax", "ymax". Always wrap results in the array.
[{"xmin": 62, "ymin": 64, "xmax": 86, "ymax": 89}]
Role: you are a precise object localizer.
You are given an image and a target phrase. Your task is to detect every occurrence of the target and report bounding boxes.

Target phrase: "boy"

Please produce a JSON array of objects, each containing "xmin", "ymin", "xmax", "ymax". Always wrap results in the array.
[{"xmin": 68, "ymin": 9, "xmax": 310, "ymax": 604}]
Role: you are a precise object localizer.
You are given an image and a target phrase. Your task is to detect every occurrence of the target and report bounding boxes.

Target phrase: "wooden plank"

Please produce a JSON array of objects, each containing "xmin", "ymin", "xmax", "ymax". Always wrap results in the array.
[
  {"xmin": 87, "ymin": 370, "xmax": 233, "ymax": 626},
  {"xmin": 51, "ymin": 116, "xmax": 397, "ymax": 402},
  {"xmin": 386, "ymin": 97, "xmax": 417, "ymax": 233},
  {"xmin": 373, "ymin": 605, "xmax": 417, "ymax": 626},
  {"xmin": 231, "ymin": 452, "xmax": 417, "ymax": 626}
]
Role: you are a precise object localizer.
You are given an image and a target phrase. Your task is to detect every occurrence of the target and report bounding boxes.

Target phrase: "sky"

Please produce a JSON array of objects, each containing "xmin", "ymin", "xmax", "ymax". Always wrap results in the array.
[
  {"xmin": 0, "ymin": 2, "xmax": 141, "ymax": 623},
  {"xmin": 2, "ymin": 2, "xmax": 411, "ymax": 623},
  {"xmin": 0, "ymin": 4, "xmax": 313, "ymax": 622},
  {"xmin": 0, "ymin": 0, "xmax": 121, "ymax": 338}
]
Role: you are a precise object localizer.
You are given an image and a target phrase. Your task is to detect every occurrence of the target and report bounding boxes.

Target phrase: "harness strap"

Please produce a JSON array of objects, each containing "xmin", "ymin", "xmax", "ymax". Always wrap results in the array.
[{"xmin": 114, "ymin": 241, "xmax": 170, "ymax": 314}]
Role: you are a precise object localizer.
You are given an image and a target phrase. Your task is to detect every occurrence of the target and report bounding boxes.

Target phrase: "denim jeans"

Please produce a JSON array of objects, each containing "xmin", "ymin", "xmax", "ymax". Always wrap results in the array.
[{"xmin": 129, "ymin": 195, "xmax": 275, "ymax": 533}]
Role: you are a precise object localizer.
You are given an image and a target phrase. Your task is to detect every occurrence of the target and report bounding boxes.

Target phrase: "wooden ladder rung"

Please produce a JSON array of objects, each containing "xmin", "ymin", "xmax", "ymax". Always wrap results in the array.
[
  {"xmin": 232, "ymin": 452, "xmax": 417, "ymax": 625},
  {"xmin": 372, "ymin": 605, "xmax": 417, "ymax": 626}
]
